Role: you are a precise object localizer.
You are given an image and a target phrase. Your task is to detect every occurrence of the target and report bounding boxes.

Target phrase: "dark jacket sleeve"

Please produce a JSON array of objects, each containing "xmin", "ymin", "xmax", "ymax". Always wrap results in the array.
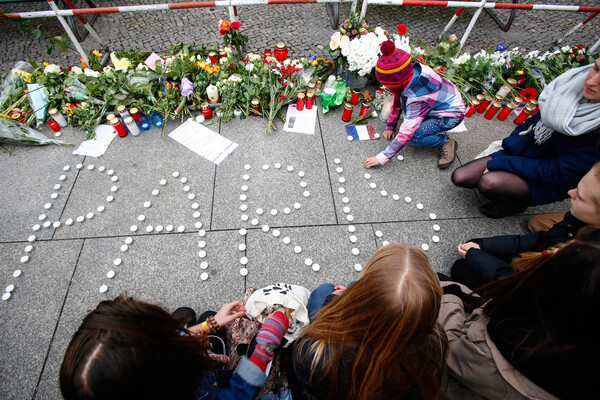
[
  {"xmin": 478, "ymin": 231, "xmax": 545, "ymax": 262},
  {"xmin": 216, "ymin": 357, "xmax": 266, "ymax": 400}
]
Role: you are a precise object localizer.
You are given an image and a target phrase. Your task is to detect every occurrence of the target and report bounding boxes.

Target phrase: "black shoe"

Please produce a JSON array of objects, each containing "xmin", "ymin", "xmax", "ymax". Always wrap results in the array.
[
  {"xmin": 479, "ymin": 202, "xmax": 527, "ymax": 219},
  {"xmin": 437, "ymin": 272, "xmax": 452, "ymax": 282},
  {"xmin": 172, "ymin": 307, "xmax": 197, "ymax": 328}
]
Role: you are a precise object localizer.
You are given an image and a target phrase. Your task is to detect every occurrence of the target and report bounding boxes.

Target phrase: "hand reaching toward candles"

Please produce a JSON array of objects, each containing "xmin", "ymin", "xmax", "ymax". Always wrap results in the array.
[
  {"xmin": 382, "ymin": 129, "xmax": 395, "ymax": 140},
  {"xmin": 364, "ymin": 157, "xmax": 381, "ymax": 168}
]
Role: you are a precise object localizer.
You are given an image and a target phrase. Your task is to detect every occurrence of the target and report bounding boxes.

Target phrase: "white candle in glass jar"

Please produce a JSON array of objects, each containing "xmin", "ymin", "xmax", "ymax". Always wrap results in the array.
[
  {"xmin": 379, "ymin": 95, "xmax": 394, "ymax": 122},
  {"xmin": 495, "ymin": 84, "xmax": 511, "ymax": 100}
]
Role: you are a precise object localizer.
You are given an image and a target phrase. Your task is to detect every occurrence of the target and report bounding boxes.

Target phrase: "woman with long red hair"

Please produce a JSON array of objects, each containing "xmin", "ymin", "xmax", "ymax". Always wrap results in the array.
[{"xmin": 291, "ymin": 244, "xmax": 447, "ymax": 400}]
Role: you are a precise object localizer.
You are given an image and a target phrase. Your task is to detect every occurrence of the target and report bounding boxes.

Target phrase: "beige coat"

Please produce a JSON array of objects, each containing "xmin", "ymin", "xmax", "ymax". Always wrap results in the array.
[{"xmin": 438, "ymin": 282, "xmax": 558, "ymax": 400}]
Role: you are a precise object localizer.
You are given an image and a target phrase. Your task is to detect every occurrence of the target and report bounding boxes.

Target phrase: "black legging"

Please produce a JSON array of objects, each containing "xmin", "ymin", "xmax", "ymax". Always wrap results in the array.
[{"xmin": 451, "ymin": 156, "xmax": 530, "ymax": 206}]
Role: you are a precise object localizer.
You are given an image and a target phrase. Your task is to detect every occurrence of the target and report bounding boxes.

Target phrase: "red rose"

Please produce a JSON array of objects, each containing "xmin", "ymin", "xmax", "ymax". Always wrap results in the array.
[
  {"xmin": 219, "ymin": 29, "xmax": 226, "ymax": 36},
  {"xmin": 231, "ymin": 21, "xmax": 241, "ymax": 30},
  {"xmin": 397, "ymin": 23, "xmax": 407, "ymax": 36}
]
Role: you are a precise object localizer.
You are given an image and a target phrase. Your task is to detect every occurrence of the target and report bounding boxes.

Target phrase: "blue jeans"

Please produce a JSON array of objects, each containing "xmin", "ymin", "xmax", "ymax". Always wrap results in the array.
[
  {"xmin": 410, "ymin": 117, "xmax": 462, "ymax": 148},
  {"xmin": 306, "ymin": 283, "xmax": 335, "ymax": 321}
]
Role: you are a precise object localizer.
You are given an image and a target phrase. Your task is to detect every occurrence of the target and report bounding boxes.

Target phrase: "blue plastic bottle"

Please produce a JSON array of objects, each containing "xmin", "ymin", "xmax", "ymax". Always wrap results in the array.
[{"xmin": 150, "ymin": 111, "xmax": 164, "ymax": 128}]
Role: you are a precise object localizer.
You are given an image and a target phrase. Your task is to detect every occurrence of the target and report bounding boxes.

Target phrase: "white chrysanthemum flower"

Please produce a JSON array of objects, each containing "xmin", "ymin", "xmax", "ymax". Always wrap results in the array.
[
  {"xmin": 84, "ymin": 68, "xmax": 100, "ymax": 78},
  {"xmin": 70, "ymin": 66, "xmax": 83, "ymax": 75},
  {"xmin": 44, "ymin": 64, "xmax": 61, "ymax": 74}
]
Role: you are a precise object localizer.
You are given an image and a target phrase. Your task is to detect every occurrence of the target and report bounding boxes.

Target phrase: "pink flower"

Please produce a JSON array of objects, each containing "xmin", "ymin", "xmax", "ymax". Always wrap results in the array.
[
  {"xmin": 448, "ymin": 34, "xmax": 458, "ymax": 43},
  {"xmin": 435, "ymin": 66, "xmax": 446, "ymax": 74},
  {"xmin": 352, "ymin": 29, "xmax": 358, "ymax": 35},
  {"xmin": 231, "ymin": 21, "xmax": 241, "ymax": 30}
]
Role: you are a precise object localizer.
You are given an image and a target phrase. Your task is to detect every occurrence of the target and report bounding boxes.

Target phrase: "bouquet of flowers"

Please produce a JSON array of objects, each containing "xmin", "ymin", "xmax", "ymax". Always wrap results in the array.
[
  {"xmin": 265, "ymin": 59, "xmax": 307, "ymax": 133},
  {"xmin": 219, "ymin": 19, "xmax": 248, "ymax": 60}
]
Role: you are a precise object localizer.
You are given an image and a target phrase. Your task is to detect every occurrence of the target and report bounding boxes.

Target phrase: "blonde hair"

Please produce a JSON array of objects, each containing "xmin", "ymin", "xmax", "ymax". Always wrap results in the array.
[{"xmin": 295, "ymin": 244, "xmax": 446, "ymax": 400}]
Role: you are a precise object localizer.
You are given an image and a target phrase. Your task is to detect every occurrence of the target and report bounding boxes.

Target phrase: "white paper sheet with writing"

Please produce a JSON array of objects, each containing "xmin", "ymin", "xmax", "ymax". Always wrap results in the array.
[
  {"xmin": 168, "ymin": 119, "xmax": 238, "ymax": 164},
  {"xmin": 283, "ymin": 103, "xmax": 317, "ymax": 135},
  {"xmin": 73, "ymin": 124, "xmax": 117, "ymax": 157}
]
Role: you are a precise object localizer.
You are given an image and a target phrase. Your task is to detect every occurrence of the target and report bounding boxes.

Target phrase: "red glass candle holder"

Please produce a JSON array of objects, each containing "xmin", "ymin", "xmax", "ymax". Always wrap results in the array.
[
  {"xmin": 296, "ymin": 93, "xmax": 305, "ymax": 111},
  {"xmin": 263, "ymin": 51, "xmax": 272, "ymax": 62},
  {"xmin": 306, "ymin": 93, "xmax": 314, "ymax": 110},
  {"xmin": 484, "ymin": 102, "xmax": 502, "ymax": 120},
  {"xmin": 465, "ymin": 100, "xmax": 480, "ymax": 118},
  {"xmin": 208, "ymin": 52, "xmax": 218, "ymax": 65},
  {"xmin": 342, "ymin": 102, "xmax": 353, "ymax": 122},
  {"xmin": 513, "ymin": 106, "xmax": 533, "ymax": 125},
  {"xmin": 47, "ymin": 120, "xmax": 61, "ymax": 132},
  {"xmin": 251, "ymin": 99, "xmax": 260, "ymax": 115},
  {"xmin": 110, "ymin": 117, "xmax": 128, "ymax": 138},
  {"xmin": 273, "ymin": 43, "xmax": 288, "ymax": 62},
  {"xmin": 359, "ymin": 101, "xmax": 371, "ymax": 118},
  {"xmin": 497, "ymin": 103, "xmax": 515, "ymax": 121},
  {"xmin": 350, "ymin": 88, "xmax": 361, "ymax": 106},
  {"xmin": 477, "ymin": 96, "xmax": 493, "ymax": 113},
  {"xmin": 201, "ymin": 102, "xmax": 213, "ymax": 119}
]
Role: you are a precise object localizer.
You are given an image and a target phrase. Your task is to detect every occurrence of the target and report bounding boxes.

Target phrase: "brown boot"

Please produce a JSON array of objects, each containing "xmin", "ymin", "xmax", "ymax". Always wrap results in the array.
[{"xmin": 437, "ymin": 138, "xmax": 457, "ymax": 169}]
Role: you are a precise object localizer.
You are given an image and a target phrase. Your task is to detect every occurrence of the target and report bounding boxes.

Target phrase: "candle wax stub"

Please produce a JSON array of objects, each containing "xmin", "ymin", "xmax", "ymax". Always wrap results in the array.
[
  {"xmin": 304, "ymin": 258, "xmax": 313, "ymax": 266},
  {"xmin": 347, "ymin": 136, "xmax": 352, "ymax": 141},
  {"xmin": 352, "ymin": 248, "xmax": 360, "ymax": 255},
  {"xmin": 38, "ymin": 214, "xmax": 46, "ymax": 221},
  {"xmin": 198, "ymin": 250, "xmax": 206, "ymax": 258},
  {"xmin": 262, "ymin": 225, "xmax": 270, "ymax": 232},
  {"xmin": 294, "ymin": 203, "xmax": 301, "ymax": 210},
  {"xmin": 275, "ymin": 163, "xmax": 281, "ymax": 169},
  {"xmin": 382, "ymin": 240, "xmax": 390, "ymax": 246},
  {"xmin": 44, "ymin": 203, "xmax": 52, "ymax": 210},
  {"xmin": 272, "ymin": 229, "xmax": 281, "ymax": 237},
  {"xmin": 99, "ymin": 285, "xmax": 108, "ymax": 293},
  {"xmin": 251, "ymin": 219, "xmax": 259, "ymax": 226},
  {"xmin": 342, "ymin": 197, "xmax": 350, "ymax": 204},
  {"xmin": 50, "ymin": 193, "xmax": 58, "ymax": 199},
  {"xmin": 298, "ymin": 171, "xmax": 305, "ymax": 177},
  {"xmin": 334, "ymin": 158, "xmax": 341, "ymax": 164},
  {"xmin": 28, "ymin": 235, "xmax": 37, "ymax": 242},
  {"xmin": 192, "ymin": 202, "xmax": 199, "ymax": 209},
  {"xmin": 166, "ymin": 225, "xmax": 174, "ymax": 232},
  {"xmin": 375, "ymin": 230, "xmax": 383, "ymax": 238},
  {"xmin": 180, "ymin": 177, "xmax": 188, "ymax": 183},
  {"xmin": 238, "ymin": 243, "xmax": 246, "ymax": 251},
  {"xmin": 13, "ymin": 269, "xmax": 22, "ymax": 278},
  {"xmin": 369, "ymin": 183, "xmax": 376, "ymax": 189},
  {"xmin": 348, "ymin": 225, "xmax": 356, "ymax": 233},
  {"xmin": 125, "ymin": 237, "xmax": 133, "ymax": 244},
  {"xmin": 199, "ymin": 241, "xmax": 206, "ymax": 248},
  {"xmin": 193, "ymin": 211, "xmax": 201, "ymax": 218},
  {"xmin": 338, "ymin": 187, "xmax": 345, "ymax": 194},
  {"xmin": 240, "ymin": 194, "xmax": 247, "ymax": 201},
  {"xmin": 429, "ymin": 213, "xmax": 437, "ymax": 220},
  {"xmin": 32, "ymin": 224, "xmax": 41, "ymax": 231},
  {"xmin": 283, "ymin": 237, "xmax": 291, "ymax": 244},
  {"xmin": 287, "ymin": 166, "xmax": 294, "ymax": 172},
  {"xmin": 85, "ymin": 212, "xmax": 94, "ymax": 219},
  {"xmin": 138, "ymin": 214, "xmax": 146, "ymax": 221},
  {"xmin": 240, "ymin": 268, "xmax": 248, "ymax": 276},
  {"xmin": 130, "ymin": 225, "xmax": 138, "ymax": 232},
  {"xmin": 262, "ymin": 164, "xmax": 269, "ymax": 170},
  {"xmin": 303, "ymin": 191, "xmax": 310, "ymax": 197},
  {"xmin": 20, "ymin": 255, "xmax": 30, "ymax": 263},
  {"xmin": 160, "ymin": 179, "xmax": 167, "ymax": 185},
  {"xmin": 144, "ymin": 201, "xmax": 151, "ymax": 208},
  {"xmin": 111, "ymin": 176, "xmax": 118, "ymax": 182},
  {"xmin": 146, "ymin": 225, "xmax": 153, "ymax": 233},
  {"xmin": 343, "ymin": 206, "xmax": 350, "ymax": 213},
  {"xmin": 198, "ymin": 230, "xmax": 206, "ymax": 237},
  {"xmin": 63, "ymin": 165, "xmax": 70, "ymax": 171},
  {"xmin": 193, "ymin": 222, "xmax": 201, "ymax": 229},
  {"xmin": 349, "ymin": 235, "xmax": 358, "ymax": 243},
  {"xmin": 241, "ymin": 185, "xmax": 248, "ymax": 192},
  {"xmin": 53, "ymin": 221, "xmax": 61, "ymax": 228},
  {"xmin": 43, "ymin": 221, "xmax": 51, "ymax": 228},
  {"xmin": 283, "ymin": 207, "xmax": 291, "ymax": 214},
  {"xmin": 114, "ymin": 258, "xmax": 122, "ymax": 266},
  {"xmin": 188, "ymin": 194, "xmax": 195, "ymax": 200},
  {"xmin": 270, "ymin": 209, "xmax": 278, "ymax": 216},
  {"xmin": 54, "ymin": 184, "xmax": 61, "ymax": 190},
  {"xmin": 97, "ymin": 206, "xmax": 105, "ymax": 212},
  {"xmin": 405, "ymin": 197, "xmax": 412, "ymax": 203},
  {"xmin": 364, "ymin": 173, "xmax": 371, "ymax": 179},
  {"xmin": 6, "ymin": 284, "xmax": 15, "ymax": 293},
  {"xmin": 256, "ymin": 208, "xmax": 264, "ymax": 215},
  {"xmin": 300, "ymin": 181, "xmax": 307, "ymax": 188},
  {"xmin": 239, "ymin": 228, "xmax": 247, "ymax": 236},
  {"xmin": 107, "ymin": 170, "xmax": 115, "ymax": 176},
  {"xmin": 346, "ymin": 215, "xmax": 354, "ymax": 222},
  {"xmin": 240, "ymin": 257, "xmax": 248, "ymax": 265},
  {"xmin": 2, "ymin": 292, "xmax": 11, "ymax": 301},
  {"xmin": 312, "ymin": 263, "xmax": 321, "ymax": 272},
  {"xmin": 336, "ymin": 167, "xmax": 343, "ymax": 173},
  {"xmin": 294, "ymin": 246, "xmax": 302, "ymax": 254},
  {"xmin": 200, "ymin": 272, "xmax": 209, "ymax": 281},
  {"xmin": 200, "ymin": 261, "xmax": 208, "ymax": 269},
  {"xmin": 339, "ymin": 177, "xmax": 346, "ymax": 183},
  {"xmin": 421, "ymin": 244, "xmax": 430, "ymax": 251},
  {"xmin": 24, "ymin": 245, "xmax": 33, "ymax": 253},
  {"xmin": 152, "ymin": 189, "xmax": 159, "ymax": 196},
  {"xmin": 380, "ymin": 190, "xmax": 387, "ymax": 197},
  {"xmin": 66, "ymin": 218, "xmax": 74, "ymax": 225},
  {"xmin": 172, "ymin": 171, "xmax": 180, "ymax": 178},
  {"xmin": 243, "ymin": 174, "xmax": 250, "ymax": 181},
  {"xmin": 240, "ymin": 204, "xmax": 248, "ymax": 211},
  {"xmin": 111, "ymin": 186, "xmax": 118, "ymax": 192},
  {"xmin": 59, "ymin": 175, "xmax": 67, "ymax": 181},
  {"xmin": 354, "ymin": 264, "xmax": 363, "ymax": 272},
  {"xmin": 107, "ymin": 270, "xmax": 116, "ymax": 279},
  {"xmin": 121, "ymin": 244, "xmax": 128, "ymax": 252},
  {"xmin": 432, "ymin": 236, "xmax": 440, "ymax": 243},
  {"xmin": 241, "ymin": 214, "xmax": 248, "ymax": 221},
  {"xmin": 244, "ymin": 164, "xmax": 251, "ymax": 170},
  {"xmin": 106, "ymin": 196, "xmax": 114, "ymax": 202},
  {"xmin": 417, "ymin": 203, "xmax": 424, "ymax": 209}
]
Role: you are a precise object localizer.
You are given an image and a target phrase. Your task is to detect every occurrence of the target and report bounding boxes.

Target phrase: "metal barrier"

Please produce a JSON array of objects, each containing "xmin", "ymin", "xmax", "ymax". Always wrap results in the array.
[{"xmin": 355, "ymin": 1, "xmax": 600, "ymax": 50}]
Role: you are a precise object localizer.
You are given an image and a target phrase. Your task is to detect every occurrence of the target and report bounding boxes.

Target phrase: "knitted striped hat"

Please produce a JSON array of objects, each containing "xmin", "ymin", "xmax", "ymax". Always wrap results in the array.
[{"xmin": 375, "ymin": 40, "xmax": 413, "ymax": 90}]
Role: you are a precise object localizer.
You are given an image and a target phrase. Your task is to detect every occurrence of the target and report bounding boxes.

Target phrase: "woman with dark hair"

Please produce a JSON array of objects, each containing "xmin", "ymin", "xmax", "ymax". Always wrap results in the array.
[
  {"xmin": 452, "ymin": 58, "xmax": 600, "ymax": 218},
  {"xmin": 60, "ymin": 296, "xmax": 288, "ymax": 400},
  {"xmin": 439, "ymin": 226, "xmax": 600, "ymax": 399},
  {"xmin": 292, "ymin": 244, "xmax": 448, "ymax": 400}
]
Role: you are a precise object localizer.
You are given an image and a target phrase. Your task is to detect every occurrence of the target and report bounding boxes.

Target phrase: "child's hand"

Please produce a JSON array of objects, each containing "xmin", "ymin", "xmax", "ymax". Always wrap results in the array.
[
  {"xmin": 364, "ymin": 157, "xmax": 381, "ymax": 168},
  {"xmin": 214, "ymin": 300, "xmax": 246, "ymax": 327},
  {"xmin": 332, "ymin": 285, "xmax": 347, "ymax": 296},
  {"xmin": 383, "ymin": 130, "xmax": 395, "ymax": 140},
  {"xmin": 458, "ymin": 242, "xmax": 481, "ymax": 258}
]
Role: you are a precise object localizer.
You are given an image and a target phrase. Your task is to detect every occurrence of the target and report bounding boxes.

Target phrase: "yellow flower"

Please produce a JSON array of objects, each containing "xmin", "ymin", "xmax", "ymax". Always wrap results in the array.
[
  {"xmin": 214, "ymin": 66, "xmax": 220, "ymax": 73},
  {"xmin": 207, "ymin": 67, "xmax": 214, "ymax": 74},
  {"xmin": 316, "ymin": 57, "xmax": 325, "ymax": 64},
  {"xmin": 92, "ymin": 50, "xmax": 102, "ymax": 59},
  {"xmin": 43, "ymin": 62, "xmax": 49, "ymax": 67}
]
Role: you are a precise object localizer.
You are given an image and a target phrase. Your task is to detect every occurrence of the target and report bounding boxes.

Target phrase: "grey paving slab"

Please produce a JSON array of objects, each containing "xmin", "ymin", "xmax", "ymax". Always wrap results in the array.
[
  {"xmin": 0, "ymin": 132, "xmax": 84, "ymax": 242},
  {"xmin": 245, "ymin": 224, "xmax": 378, "ymax": 290},
  {"xmin": 0, "ymin": 239, "xmax": 83, "ymax": 400},
  {"xmin": 319, "ymin": 100, "xmax": 482, "ymax": 223},
  {"xmin": 372, "ymin": 217, "xmax": 527, "ymax": 275},
  {"xmin": 212, "ymin": 113, "xmax": 337, "ymax": 230},
  {"xmin": 53, "ymin": 123, "xmax": 216, "ymax": 239},
  {"xmin": 34, "ymin": 230, "xmax": 245, "ymax": 399}
]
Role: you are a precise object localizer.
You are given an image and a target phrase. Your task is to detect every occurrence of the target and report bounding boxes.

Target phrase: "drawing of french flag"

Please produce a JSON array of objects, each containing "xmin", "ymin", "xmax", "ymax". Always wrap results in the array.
[{"xmin": 346, "ymin": 125, "xmax": 377, "ymax": 141}]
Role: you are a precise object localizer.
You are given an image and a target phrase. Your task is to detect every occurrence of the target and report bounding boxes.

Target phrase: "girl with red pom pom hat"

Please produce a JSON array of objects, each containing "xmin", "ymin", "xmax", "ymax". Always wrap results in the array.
[{"xmin": 364, "ymin": 40, "xmax": 466, "ymax": 169}]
